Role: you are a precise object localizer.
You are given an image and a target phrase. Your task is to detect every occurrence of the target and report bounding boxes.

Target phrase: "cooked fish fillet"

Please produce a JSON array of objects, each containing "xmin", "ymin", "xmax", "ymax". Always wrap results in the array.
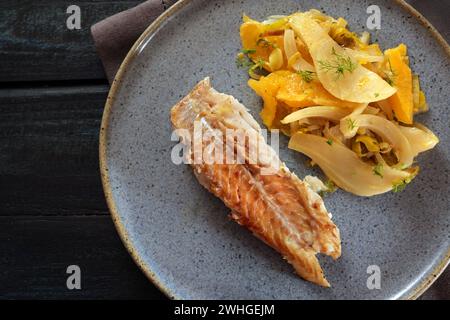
[{"xmin": 171, "ymin": 78, "xmax": 341, "ymax": 287}]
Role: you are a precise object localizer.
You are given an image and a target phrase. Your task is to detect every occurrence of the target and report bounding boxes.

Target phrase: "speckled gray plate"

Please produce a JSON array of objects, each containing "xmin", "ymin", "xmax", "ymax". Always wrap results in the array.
[{"xmin": 100, "ymin": 0, "xmax": 450, "ymax": 299}]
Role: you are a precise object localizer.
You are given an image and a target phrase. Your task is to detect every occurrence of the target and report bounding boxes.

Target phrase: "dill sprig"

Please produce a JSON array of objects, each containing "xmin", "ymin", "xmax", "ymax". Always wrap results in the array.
[
  {"xmin": 248, "ymin": 58, "xmax": 267, "ymax": 79},
  {"xmin": 256, "ymin": 38, "xmax": 277, "ymax": 49},
  {"xmin": 392, "ymin": 167, "xmax": 419, "ymax": 193},
  {"xmin": 297, "ymin": 70, "xmax": 315, "ymax": 83},
  {"xmin": 318, "ymin": 47, "xmax": 357, "ymax": 78},
  {"xmin": 347, "ymin": 118, "xmax": 357, "ymax": 130},
  {"xmin": 392, "ymin": 180, "xmax": 407, "ymax": 193},
  {"xmin": 236, "ymin": 49, "xmax": 267, "ymax": 79},
  {"xmin": 242, "ymin": 48, "xmax": 256, "ymax": 54},
  {"xmin": 325, "ymin": 180, "xmax": 337, "ymax": 193},
  {"xmin": 249, "ymin": 58, "xmax": 265, "ymax": 72},
  {"xmin": 373, "ymin": 163, "xmax": 384, "ymax": 178},
  {"xmin": 392, "ymin": 173, "xmax": 415, "ymax": 193},
  {"xmin": 319, "ymin": 180, "xmax": 337, "ymax": 197},
  {"xmin": 383, "ymin": 58, "xmax": 397, "ymax": 86},
  {"xmin": 235, "ymin": 49, "xmax": 256, "ymax": 68}
]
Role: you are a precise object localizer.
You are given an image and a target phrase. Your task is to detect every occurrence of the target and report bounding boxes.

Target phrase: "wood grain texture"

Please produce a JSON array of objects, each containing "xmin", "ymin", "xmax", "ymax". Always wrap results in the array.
[
  {"xmin": 0, "ymin": 0, "xmax": 141, "ymax": 82},
  {"xmin": 0, "ymin": 86, "xmax": 109, "ymax": 216},
  {"xmin": 420, "ymin": 269, "xmax": 450, "ymax": 300},
  {"xmin": 0, "ymin": 216, "xmax": 165, "ymax": 299},
  {"xmin": 407, "ymin": 0, "xmax": 450, "ymax": 42}
]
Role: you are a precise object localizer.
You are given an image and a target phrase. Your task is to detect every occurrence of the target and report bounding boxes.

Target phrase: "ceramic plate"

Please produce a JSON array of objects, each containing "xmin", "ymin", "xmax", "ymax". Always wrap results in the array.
[{"xmin": 100, "ymin": 0, "xmax": 450, "ymax": 299}]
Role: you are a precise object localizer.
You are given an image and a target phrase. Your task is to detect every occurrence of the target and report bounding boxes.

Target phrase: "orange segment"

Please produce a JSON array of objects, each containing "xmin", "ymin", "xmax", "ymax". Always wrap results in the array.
[
  {"xmin": 248, "ymin": 72, "xmax": 287, "ymax": 128},
  {"xmin": 384, "ymin": 44, "xmax": 413, "ymax": 124},
  {"xmin": 240, "ymin": 21, "xmax": 265, "ymax": 57},
  {"xmin": 248, "ymin": 70, "xmax": 361, "ymax": 129},
  {"xmin": 274, "ymin": 72, "xmax": 361, "ymax": 109},
  {"xmin": 240, "ymin": 21, "xmax": 286, "ymax": 71}
]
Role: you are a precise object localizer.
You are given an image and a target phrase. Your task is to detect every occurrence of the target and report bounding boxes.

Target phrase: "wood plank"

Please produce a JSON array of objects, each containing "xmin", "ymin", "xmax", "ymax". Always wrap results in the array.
[
  {"xmin": 407, "ymin": 0, "xmax": 450, "ymax": 42},
  {"xmin": 0, "ymin": 214, "xmax": 447, "ymax": 299},
  {"xmin": 420, "ymin": 267, "xmax": 450, "ymax": 300},
  {"xmin": 0, "ymin": 215, "xmax": 166, "ymax": 299},
  {"xmin": 0, "ymin": 0, "xmax": 141, "ymax": 82},
  {"xmin": 0, "ymin": 86, "xmax": 109, "ymax": 216}
]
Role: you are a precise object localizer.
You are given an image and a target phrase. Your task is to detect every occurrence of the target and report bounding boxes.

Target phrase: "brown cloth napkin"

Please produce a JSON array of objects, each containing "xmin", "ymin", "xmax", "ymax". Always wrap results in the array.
[
  {"xmin": 91, "ymin": 0, "xmax": 449, "ymax": 300},
  {"xmin": 91, "ymin": 0, "xmax": 177, "ymax": 83}
]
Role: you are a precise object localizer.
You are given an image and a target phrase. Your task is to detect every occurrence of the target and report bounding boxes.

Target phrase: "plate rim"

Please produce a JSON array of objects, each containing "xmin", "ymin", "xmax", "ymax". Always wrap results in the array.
[{"xmin": 99, "ymin": 0, "xmax": 450, "ymax": 300}]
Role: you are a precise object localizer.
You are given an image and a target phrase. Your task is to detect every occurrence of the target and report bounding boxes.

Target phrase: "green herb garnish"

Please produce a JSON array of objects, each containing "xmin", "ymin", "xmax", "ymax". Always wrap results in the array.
[
  {"xmin": 319, "ymin": 180, "xmax": 337, "ymax": 197},
  {"xmin": 383, "ymin": 59, "xmax": 396, "ymax": 86},
  {"xmin": 297, "ymin": 70, "xmax": 315, "ymax": 83},
  {"xmin": 374, "ymin": 93, "xmax": 380, "ymax": 98},
  {"xmin": 392, "ymin": 180, "xmax": 407, "ymax": 193},
  {"xmin": 236, "ymin": 54, "xmax": 252, "ymax": 68},
  {"xmin": 247, "ymin": 58, "xmax": 266, "ymax": 79},
  {"xmin": 373, "ymin": 163, "xmax": 384, "ymax": 178},
  {"xmin": 236, "ymin": 50, "xmax": 267, "ymax": 79},
  {"xmin": 347, "ymin": 118, "xmax": 357, "ymax": 130},
  {"xmin": 236, "ymin": 49, "xmax": 257, "ymax": 68},
  {"xmin": 256, "ymin": 38, "xmax": 277, "ymax": 49},
  {"xmin": 325, "ymin": 180, "xmax": 337, "ymax": 193},
  {"xmin": 326, "ymin": 139, "xmax": 333, "ymax": 146},
  {"xmin": 318, "ymin": 47, "xmax": 357, "ymax": 78},
  {"xmin": 392, "ymin": 171, "xmax": 417, "ymax": 193},
  {"xmin": 397, "ymin": 163, "xmax": 409, "ymax": 170}
]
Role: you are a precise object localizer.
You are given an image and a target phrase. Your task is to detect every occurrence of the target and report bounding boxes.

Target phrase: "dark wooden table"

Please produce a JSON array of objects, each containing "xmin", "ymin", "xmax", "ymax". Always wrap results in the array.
[{"xmin": 0, "ymin": 0, "xmax": 448, "ymax": 299}]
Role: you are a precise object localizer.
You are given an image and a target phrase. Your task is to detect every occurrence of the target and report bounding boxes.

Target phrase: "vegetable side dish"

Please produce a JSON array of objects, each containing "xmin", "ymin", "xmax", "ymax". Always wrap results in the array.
[{"xmin": 237, "ymin": 10, "xmax": 439, "ymax": 196}]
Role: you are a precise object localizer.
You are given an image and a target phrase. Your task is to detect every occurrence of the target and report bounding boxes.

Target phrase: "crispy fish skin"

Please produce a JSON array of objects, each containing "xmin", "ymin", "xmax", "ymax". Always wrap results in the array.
[{"xmin": 171, "ymin": 78, "xmax": 341, "ymax": 287}]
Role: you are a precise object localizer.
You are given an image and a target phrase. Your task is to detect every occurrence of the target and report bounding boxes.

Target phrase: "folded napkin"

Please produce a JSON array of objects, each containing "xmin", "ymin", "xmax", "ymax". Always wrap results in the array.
[{"xmin": 91, "ymin": 0, "xmax": 177, "ymax": 82}]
